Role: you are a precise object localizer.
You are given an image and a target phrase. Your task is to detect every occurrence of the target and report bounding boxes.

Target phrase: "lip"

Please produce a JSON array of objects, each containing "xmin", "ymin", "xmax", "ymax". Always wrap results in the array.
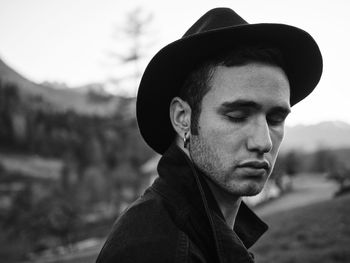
[{"xmin": 237, "ymin": 160, "xmax": 270, "ymax": 171}]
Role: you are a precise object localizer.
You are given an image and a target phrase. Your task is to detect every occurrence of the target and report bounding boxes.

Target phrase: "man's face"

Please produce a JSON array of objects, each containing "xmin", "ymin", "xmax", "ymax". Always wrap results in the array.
[{"xmin": 189, "ymin": 62, "xmax": 290, "ymax": 197}]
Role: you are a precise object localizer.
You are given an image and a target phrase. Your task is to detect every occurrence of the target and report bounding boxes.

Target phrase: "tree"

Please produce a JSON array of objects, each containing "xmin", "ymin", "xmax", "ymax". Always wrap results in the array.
[
  {"xmin": 311, "ymin": 148, "xmax": 338, "ymax": 173},
  {"xmin": 284, "ymin": 151, "xmax": 300, "ymax": 176},
  {"xmin": 107, "ymin": 7, "xmax": 154, "ymax": 96},
  {"xmin": 0, "ymin": 81, "xmax": 20, "ymax": 148}
]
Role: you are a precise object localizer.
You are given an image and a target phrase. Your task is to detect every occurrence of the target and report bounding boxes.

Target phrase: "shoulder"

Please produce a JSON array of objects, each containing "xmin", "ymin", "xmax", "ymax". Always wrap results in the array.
[
  {"xmin": 96, "ymin": 190, "xmax": 186, "ymax": 263},
  {"xmin": 114, "ymin": 189, "xmax": 180, "ymax": 238}
]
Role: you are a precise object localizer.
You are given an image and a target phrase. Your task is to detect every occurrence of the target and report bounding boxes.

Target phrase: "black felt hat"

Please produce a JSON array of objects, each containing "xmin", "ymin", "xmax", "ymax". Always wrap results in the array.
[{"xmin": 136, "ymin": 7, "xmax": 323, "ymax": 154}]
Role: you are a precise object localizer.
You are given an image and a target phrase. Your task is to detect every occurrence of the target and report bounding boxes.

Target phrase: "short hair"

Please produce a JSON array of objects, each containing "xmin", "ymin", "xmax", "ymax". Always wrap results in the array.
[{"xmin": 178, "ymin": 45, "xmax": 287, "ymax": 135}]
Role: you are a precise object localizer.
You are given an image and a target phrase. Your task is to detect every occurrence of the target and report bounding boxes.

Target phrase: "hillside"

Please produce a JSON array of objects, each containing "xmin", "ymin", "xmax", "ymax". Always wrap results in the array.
[
  {"xmin": 0, "ymin": 58, "xmax": 124, "ymax": 116},
  {"xmin": 1, "ymin": 57, "xmax": 350, "ymax": 151},
  {"xmin": 282, "ymin": 122, "xmax": 350, "ymax": 152},
  {"xmin": 251, "ymin": 194, "xmax": 350, "ymax": 263}
]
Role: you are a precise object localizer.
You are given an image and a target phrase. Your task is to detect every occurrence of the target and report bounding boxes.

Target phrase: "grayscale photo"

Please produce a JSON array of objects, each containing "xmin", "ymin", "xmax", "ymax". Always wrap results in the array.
[{"xmin": 0, "ymin": 1, "xmax": 349, "ymax": 262}]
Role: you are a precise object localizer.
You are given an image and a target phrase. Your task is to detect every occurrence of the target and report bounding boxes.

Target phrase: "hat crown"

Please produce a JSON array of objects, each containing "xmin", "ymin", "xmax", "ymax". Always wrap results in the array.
[{"xmin": 183, "ymin": 8, "xmax": 248, "ymax": 38}]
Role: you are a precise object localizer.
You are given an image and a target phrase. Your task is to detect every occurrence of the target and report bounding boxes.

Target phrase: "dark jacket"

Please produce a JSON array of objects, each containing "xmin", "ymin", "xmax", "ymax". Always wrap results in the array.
[{"xmin": 96, "ymin": 144, "xmax": 268, "ymax": 263}]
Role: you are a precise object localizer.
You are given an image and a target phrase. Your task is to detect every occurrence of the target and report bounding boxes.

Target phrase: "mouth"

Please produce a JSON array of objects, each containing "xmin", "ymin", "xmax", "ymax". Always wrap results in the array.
[{"xmin": 237, "ymin": 160, "xmax": 270, "ymax": 172}]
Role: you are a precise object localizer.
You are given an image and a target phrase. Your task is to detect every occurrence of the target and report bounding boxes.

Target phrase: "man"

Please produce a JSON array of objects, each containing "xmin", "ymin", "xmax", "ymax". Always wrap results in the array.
[{"xmin": 97, "ymin": 7, "xmax": 322, "ymax": 263}]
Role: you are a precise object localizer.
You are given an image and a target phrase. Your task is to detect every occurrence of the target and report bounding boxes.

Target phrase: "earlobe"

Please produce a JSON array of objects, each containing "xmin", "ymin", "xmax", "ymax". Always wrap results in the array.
[{"xmin": 169, "ymin": 97, "xmax": 191, "ymax": 139}]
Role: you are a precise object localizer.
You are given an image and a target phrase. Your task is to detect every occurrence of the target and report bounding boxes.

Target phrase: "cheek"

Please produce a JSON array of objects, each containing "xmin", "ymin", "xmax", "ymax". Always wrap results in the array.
[
  {"xmin": 204, "ymin": 125, "xmax": 246, "ymax": 159},
  {"xmin": 198, "ymin": 113, "xmax": 246, "ymax": 152},
  {"xmin": 204, "ymin": 129, "xmax": 227, "ymax": 151}
]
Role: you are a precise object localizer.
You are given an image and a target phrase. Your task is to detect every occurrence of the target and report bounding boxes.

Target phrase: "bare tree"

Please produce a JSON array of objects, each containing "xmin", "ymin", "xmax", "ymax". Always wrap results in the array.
[{"xmin": 107, "ymin": 7, "xmax": 154, "ymax": 96}]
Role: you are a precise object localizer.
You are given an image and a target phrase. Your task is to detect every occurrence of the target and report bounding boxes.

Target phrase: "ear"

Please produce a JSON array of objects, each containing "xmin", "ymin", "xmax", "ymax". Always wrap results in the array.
[{"xmin": 169, "ymin": 97, "xmax": 191, "ymax": 140}]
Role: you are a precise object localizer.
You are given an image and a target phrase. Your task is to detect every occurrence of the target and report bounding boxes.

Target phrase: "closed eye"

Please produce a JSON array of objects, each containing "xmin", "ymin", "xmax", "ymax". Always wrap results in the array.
[
  {"xmin": 267, "ymin": 112, "xmax": 289, "ymax": 126},
  {"xmin": 226, "ymin": 110, "xmax": 251, "ymax": 123}
]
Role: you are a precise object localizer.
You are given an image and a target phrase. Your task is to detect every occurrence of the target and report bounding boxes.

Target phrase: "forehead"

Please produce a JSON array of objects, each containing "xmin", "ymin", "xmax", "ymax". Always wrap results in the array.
[{"xmin": 203, "ymin": 63, "xmax": 290, "ymax": 109}]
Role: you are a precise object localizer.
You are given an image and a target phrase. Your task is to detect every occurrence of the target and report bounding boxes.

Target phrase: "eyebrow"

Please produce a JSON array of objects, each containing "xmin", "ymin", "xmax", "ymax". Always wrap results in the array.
[{"xmin": 217, "ymin": 100, "xmax": 291, "ymax": 114}]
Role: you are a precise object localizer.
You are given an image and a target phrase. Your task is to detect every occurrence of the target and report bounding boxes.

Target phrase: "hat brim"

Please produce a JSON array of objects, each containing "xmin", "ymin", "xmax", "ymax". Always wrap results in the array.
[{"xmin": 137, "ymin": 23, "xmax": 323, "ymax": 154}]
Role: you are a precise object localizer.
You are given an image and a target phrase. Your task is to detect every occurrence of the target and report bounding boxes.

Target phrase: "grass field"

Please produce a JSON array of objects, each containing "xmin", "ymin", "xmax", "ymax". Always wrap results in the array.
[
  {"xmin": 36, "ymin": 193, "xmax": 350, "ymax": 263},
  {"xmin": 251, "ymin": 193, "xmax": 350, "ymax": 263}
]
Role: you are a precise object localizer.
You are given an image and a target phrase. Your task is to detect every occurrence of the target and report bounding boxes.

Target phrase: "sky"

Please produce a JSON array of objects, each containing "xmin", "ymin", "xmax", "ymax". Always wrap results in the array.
[{"xmin": 0, "ymin": 0, "xmax": 349, "ymax": 126}]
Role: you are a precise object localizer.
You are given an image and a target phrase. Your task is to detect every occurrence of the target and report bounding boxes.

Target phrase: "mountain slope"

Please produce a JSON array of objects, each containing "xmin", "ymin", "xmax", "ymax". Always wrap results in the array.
[
  {"xmin": 282, "ymin": 121, "xmax": 350, "ymax": 152},
  {"xmin": 0, "ymin": 58, "xmax": 121, "ymax": 116}
]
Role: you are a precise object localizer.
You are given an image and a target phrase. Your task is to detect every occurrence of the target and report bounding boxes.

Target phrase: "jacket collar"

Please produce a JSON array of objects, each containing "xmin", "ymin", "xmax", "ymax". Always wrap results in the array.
[{"xmin": 153, "ymin": 143, "xmax": 268, "ymax": 261}]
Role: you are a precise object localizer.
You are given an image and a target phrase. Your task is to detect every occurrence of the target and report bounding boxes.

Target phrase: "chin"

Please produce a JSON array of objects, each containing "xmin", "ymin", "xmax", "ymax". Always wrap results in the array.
[{"xmin": 226, "ymin": 183, "xmax": 264, "ymax": 197}]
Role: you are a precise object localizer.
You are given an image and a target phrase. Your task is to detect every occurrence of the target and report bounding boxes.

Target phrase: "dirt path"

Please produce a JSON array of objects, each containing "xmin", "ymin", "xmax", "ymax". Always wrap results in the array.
[{"xmin": 254, "ymin": 174, "xmax": 338, "ymax": 217}]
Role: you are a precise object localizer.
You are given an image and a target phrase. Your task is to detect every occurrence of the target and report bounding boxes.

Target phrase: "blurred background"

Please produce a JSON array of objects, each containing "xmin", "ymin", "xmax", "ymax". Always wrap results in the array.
[{"xmin": 0, "ymin": 0, "xmax": 349, "ymax": 262}]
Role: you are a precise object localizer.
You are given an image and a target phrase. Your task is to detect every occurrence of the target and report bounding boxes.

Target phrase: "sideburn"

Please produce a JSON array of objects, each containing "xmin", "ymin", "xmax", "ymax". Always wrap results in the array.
[{"xmin": 190, "ymin": 107, "xmax": 200, "ymax": 135}]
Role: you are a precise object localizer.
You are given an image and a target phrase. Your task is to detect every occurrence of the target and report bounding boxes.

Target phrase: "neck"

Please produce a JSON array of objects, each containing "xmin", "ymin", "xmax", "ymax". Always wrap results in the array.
[{"xmin": 205, "ymin": 178, "xmax": 242, "ymax": 229}]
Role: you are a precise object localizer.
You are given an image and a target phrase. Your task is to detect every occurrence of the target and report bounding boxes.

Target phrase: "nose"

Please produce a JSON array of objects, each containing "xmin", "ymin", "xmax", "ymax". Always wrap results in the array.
[{"xmin": 247, "ymin": 118, "xmax": 273, "ymax": 154}]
